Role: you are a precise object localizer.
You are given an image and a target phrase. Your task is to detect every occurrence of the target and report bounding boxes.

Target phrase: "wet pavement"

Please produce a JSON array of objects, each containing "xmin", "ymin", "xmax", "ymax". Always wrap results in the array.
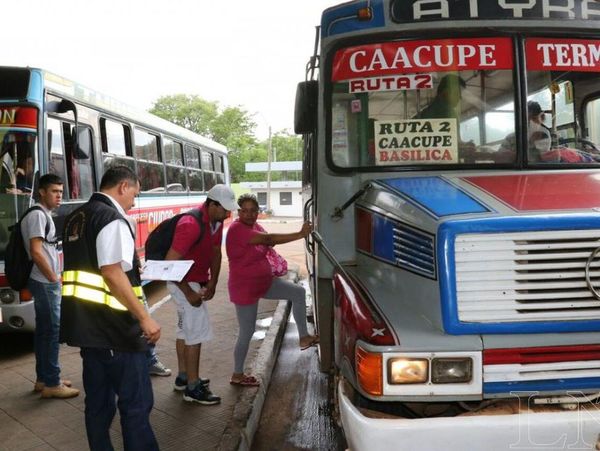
[
  {"xmin": 0, "ymin": 218, "xmax": 312, "ymax": 451},
  {"xmin": 252, "ymin": 303, "xmax": 346, "ymax": 451}
]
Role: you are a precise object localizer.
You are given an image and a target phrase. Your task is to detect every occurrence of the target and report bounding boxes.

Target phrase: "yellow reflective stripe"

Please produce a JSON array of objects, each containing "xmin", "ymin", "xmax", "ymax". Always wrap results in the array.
[
  {"xmin": 63, "ymin": 270, "xmax": 107, "ymax": 290},
  {"xmin": 63, "ymin": 270, "xmax": 144, "ymax": 300},
  {"xmin": 62, "ymin": 283, "xmax": 128, "ymax": 311}
]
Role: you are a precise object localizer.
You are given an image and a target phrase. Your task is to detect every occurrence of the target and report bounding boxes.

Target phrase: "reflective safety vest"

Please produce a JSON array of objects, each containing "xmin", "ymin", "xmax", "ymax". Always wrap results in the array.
[
  {"xmin": 62, "ymin": 270, "xmax": 144, "ymax": 311},
  {"xmin": 59, "ymin": 193, "xmax": 148, "ymax": 352}
]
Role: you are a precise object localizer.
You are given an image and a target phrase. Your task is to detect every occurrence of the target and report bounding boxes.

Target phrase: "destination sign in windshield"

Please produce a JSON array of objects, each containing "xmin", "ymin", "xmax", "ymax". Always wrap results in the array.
[{"xmin": 391, "ymin": 0, "xmax": 600, "ymax": 24}]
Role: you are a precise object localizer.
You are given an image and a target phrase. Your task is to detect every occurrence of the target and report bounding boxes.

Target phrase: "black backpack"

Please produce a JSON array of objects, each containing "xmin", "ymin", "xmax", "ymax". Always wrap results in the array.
[
  {"xmin": 5, "ymin": 206, "xmax": 51, "ymax": 290},
  {"xmin": 144, "ymin": 209, "xmax": 205, "ymax": 260}
]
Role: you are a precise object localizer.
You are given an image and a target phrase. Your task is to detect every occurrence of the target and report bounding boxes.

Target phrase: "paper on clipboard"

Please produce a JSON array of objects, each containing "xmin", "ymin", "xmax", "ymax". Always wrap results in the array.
[{"xmin": 141, "ymin": 260, "xmax": 194, "ymax": 282}]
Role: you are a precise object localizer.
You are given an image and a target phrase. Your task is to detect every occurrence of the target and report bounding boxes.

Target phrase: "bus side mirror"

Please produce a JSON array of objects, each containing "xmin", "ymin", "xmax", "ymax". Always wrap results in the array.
[{"xmin": 294, "ymin": 81, "xmax": 318, "ymax": 134}]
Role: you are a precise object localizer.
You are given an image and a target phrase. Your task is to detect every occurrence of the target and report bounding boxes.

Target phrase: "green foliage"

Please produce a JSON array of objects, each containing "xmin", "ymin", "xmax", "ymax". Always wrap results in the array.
[
  {"xmin": 149, "ymin": 95, "xmax": 303, "ymax": 183},
  {"xmin": 150, "ymin": 94, "xmax": 218, "ymax": 136}
]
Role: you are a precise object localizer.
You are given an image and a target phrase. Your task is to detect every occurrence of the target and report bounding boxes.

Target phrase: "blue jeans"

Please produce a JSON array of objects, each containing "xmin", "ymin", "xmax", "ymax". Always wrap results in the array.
[
  {"xmin": 81, "ymin": 348, "xmax": 158, "ymax": 451},
  {"xmin": 146, "ymin": 343, "xmax": 158, "ymax": 367},
  {"xmin": 28, "ymin": 278, "xmax": 61, "ymax": 387}
]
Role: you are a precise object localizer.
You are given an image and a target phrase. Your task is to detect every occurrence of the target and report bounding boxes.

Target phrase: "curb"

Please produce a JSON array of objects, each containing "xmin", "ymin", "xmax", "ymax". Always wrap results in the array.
[{"xmin": 217, "ymin": 298, "xmax": 292, "ymax": 450}]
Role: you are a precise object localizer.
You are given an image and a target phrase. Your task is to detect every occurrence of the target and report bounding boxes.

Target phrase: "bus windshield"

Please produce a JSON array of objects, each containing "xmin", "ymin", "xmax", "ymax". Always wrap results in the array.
[
  {"xmin": 329, "ymin": 36, "xmax": 600, "ymax": 169},
  {"xmin": 0, "ymin": 127, "xmax": 38, "ymax": 259}
]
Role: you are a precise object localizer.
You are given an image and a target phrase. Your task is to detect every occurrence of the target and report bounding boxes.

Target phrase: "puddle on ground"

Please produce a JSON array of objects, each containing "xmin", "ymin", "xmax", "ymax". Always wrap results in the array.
[
  {"xmin": 251, "ymin": 315, "xmax": 273, "ymax": 341},
  {"xmin": 256, "ymin": 317, "xmax": 273, "ymax": 328}
]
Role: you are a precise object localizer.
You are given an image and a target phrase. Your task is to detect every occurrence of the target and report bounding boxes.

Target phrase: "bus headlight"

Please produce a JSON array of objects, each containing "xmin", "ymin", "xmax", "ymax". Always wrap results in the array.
[
  {"xmin": 388, "ymin": 358, "xmax": 428, "ymax": 384},
  {"xmin": 431, "ymin": 358, "xmax": 472, "ymax": 383},
  {"xmin": 0, "ymin": 289, "xmax": 16, "ymax": 304}
]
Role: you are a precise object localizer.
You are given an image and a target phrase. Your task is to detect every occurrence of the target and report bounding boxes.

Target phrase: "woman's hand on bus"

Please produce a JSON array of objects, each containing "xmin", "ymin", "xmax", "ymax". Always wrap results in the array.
[{"xmin": 300, "ymin": 222, "xmax": 313, "ymax": 239}]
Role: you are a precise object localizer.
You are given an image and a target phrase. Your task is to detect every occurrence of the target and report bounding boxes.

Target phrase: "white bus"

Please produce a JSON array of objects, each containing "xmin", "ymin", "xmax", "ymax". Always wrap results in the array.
[{"xmin": 0, "ymin": 66, "xmax": 229, "ymax": 333}]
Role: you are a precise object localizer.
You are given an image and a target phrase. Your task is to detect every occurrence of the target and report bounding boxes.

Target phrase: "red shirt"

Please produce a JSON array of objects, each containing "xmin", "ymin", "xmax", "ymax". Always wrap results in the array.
[
  {"xmin": 226, "ymin": 219, "xmax": 273, "ymax": 305},
  {"xmin": 170, "ymin": 203, "xmax": 222, "ymax": 283}
]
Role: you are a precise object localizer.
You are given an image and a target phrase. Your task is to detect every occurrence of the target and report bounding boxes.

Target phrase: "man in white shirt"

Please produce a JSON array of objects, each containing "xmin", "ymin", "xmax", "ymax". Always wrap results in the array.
[{"xmin": 60, "ymin": 165, "xmax": 160, "ymax": 450}]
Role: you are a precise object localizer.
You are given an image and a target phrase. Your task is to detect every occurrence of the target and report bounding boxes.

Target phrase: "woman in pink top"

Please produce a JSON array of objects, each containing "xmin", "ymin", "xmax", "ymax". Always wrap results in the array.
[{"xmin": 226, "ymin": 193, "xmax": 319, "ymax": 386}]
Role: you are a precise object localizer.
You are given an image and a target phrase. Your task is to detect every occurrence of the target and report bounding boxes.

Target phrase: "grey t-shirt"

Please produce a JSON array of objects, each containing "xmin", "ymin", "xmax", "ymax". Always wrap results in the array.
[{"xmin": 21, "ymin": 204, "xmax": 60, "ymax": 283}]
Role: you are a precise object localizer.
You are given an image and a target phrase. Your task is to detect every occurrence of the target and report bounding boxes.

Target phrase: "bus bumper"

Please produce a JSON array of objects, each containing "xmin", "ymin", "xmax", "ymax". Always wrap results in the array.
[
  {"xmin": 0, "ymin": 300, "xmax": 35, "ymax": 332},
  {"xmin": 339, "ymin": 381, "xmax": 600, "ymax": 451}
]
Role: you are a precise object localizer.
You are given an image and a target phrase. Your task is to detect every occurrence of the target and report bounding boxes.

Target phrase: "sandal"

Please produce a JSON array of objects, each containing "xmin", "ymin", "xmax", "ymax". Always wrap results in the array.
[
  {"xmin": 230, "ymin": 375, "xmax": 260, "ymax": 387},
  {"xmin": 300, "ymin": 335, "xmax": 320, "ymax": 351}
]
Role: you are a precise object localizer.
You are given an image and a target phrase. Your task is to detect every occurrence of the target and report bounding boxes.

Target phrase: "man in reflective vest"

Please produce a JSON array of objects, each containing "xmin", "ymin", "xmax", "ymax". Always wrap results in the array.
[{"xmin": 60, "ymin": 165, "xmax": 161, "ymax": 451}]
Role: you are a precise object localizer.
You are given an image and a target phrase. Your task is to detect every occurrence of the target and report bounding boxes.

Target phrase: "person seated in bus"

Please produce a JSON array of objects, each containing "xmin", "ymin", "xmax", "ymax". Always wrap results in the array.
[
  {"xmin": 498, "ymin": 101, "xmax": 555, "ymax": 162},
  {"xmin": 15, "ymin": 154, "xmax": 34, "ymax": 193},
  {"xmin": 526, "ymin": 101, "xmax": 553, "ymax": 161},
  {"xmin": 414, "ymin": 73, "xmax": 477, "ymax": 160},
  {"xmin": 415, "ymin": 73, "xmax": 465, "ymax": 119}
]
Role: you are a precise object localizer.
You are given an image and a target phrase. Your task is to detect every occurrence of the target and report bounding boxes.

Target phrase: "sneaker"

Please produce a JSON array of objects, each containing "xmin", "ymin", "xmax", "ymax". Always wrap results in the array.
[
  {"xmin": 183, "ymin": 383, "xmax": 221, "ymax": 405},
  {"xmin": 40, "ymin": 383, "xmax": 80, "ymax": 399},
  {"xmin": 149, "ymin": 361, "xmax": 172, "ymax": 377},
  {"xmin": 174, "ymin": 376, "xmax": 210, "ymax": 391},
  {"xmin": 34, "ymin": 379, "xmax": 72, "ymax": 392}
]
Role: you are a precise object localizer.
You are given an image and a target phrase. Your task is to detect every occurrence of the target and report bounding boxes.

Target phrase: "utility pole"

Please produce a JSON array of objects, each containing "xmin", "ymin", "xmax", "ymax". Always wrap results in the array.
[{"xmin": 266, "ymin": 125, "xmax": 272, "ymax": 213}]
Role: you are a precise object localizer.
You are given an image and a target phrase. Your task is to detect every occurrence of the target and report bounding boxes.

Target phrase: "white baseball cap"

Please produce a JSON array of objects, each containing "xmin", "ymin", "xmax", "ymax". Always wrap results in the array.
[{"xmin": 207, "ymin": 184, "xmax": 237, "ymax": 211}]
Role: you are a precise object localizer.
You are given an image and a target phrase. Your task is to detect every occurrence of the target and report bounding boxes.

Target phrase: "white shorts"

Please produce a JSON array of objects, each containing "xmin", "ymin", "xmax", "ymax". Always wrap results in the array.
[{"xmin": 167, "ymin": 282, "xmax": 214, "ymax": 345}]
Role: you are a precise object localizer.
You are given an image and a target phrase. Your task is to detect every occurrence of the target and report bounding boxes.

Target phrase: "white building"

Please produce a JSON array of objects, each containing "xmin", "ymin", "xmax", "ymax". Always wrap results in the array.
[{"xmin": 241, "ymin": 161, "xmax": 302, "ymax": 217}]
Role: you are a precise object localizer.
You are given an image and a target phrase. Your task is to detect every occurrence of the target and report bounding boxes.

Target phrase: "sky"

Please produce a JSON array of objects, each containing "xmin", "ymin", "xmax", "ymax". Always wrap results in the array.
[{"xmin": 5, "ymin": 0, "xmax": 341, "ymax": 141}]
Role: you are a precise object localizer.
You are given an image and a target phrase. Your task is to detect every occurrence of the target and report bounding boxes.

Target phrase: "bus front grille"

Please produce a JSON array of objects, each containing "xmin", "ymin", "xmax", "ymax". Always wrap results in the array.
[
  {"xmin": 393, "ymin": 224, "xmax": 435, "ymax": 278},
  {"xmin": 454, "ymin": 230, "xmax": 600, "ymax": 323}
]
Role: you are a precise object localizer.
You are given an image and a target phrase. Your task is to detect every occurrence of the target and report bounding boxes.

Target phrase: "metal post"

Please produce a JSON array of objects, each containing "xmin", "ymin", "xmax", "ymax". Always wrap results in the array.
[{"xmin": 267, "ymin": 125, "xmax": 272, "ymax": 213}]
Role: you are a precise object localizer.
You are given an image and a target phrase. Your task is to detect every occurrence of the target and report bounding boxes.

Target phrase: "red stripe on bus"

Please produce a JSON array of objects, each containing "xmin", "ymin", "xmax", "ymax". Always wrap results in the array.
[
  {"xmin": 463, "ymin": 173, "xmax": 600, "ymax": 211},
  {"xmin": 484, "ymin": 345, "xmax": 600, "ymax": 365}
]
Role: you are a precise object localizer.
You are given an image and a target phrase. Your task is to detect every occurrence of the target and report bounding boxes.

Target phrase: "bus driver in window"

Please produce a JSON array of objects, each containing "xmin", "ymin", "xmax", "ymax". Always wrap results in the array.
[{"xmin": 415, "ymin": 74, "xmax": 465, "ymax": 119}]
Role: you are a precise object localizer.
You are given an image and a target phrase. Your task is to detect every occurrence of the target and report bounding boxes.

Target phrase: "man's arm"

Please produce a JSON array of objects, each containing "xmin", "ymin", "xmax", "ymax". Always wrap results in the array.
[
  {"xmin": 203, "ymin": 245, "xmax": 222, "ymax": 301},
  {"xmin": 100, "ymin": 263, "xmax": 160, "ymax": 344},
  {"xmin": 29, "ymin": 237, "xmax": 59, "ymax": 283},
  {"xmin": 165, "ymin": 247, "xmax": 202, "ymax": 306}
]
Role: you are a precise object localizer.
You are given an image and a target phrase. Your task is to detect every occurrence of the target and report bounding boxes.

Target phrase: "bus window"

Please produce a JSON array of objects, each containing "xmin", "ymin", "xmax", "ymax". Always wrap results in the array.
[
  {"xmin": 100, "ymin": 117, "xmax": 134, "ymax": 173},
  {"xmin": 134, "ymin": 128, "xmax": 159, "ymax": 161},
  {"xmin": 164, "ymin": 138, "xmax": 183, "ymax": 165},
  {"xmin": 164, "ymin": 139, "xmax": 186, "ymax": 192},
  {"xmin": 47, "ymin": 117, "xmax": 68, "ymax": 189},
  {"xmin": 137, "ymin": 160, "xmax": 165, "ymax": 193},
  {"xmin": 524, "ymin": 38, "xmax": 600, "ymax": 164},
  {"xmin": 1, "ymin": 131, "xmax": 36, "ymax": 195},
  {"xmin": 215, "ymin": 155, "xmax": 225, "ymax": 184},
  {"xmin": 134, "ymin": 128, "xmax": 164, "ymax": 193},
  {"xmin": 201, "ymin": 149, "xmax": 216, "ymax": 190},
  {"xmin": 101, "ymin": 118, "xmax": 130, "ymax": 156},
  {"xmin": 184, "ymin": 145, "xmax": 203, "ymax": 192},
  {"xmin": 329, "ymin": 38, "xmax": 517, "ymax": 168},
  {"xmin": 63, "ymin": 123, "xmax": 95, "ymax": 200}
]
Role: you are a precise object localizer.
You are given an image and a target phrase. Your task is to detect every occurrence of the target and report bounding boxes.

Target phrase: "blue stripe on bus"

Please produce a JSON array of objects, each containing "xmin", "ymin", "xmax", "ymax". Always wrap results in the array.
[
  {"xmin": 29, "ymin": 70, "xmax": 44, "ymax": 102},
  {"xmin": 438, "ymin": 215, "xmax": 600, "ymax": 335},
  {"xmin": 380, "ymin": 177, "xmax": 490, "ymax": 218},
  {"xmin": 372, "ymin": 214, "xmax": 395, "ymax": 263},
  {"xmin": 484, "ymin": 377, "xmax": 600, "ymax": 394},
  {"xmin": 322, "ymin": 0, "xmax": 385, "ymax": 38}
]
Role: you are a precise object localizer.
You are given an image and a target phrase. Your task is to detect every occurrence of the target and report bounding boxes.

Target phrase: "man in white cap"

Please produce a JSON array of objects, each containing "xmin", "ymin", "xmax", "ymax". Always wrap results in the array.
[{"xmin": 164, "ymin": 184, "xmax": 237, "ymax": 404}]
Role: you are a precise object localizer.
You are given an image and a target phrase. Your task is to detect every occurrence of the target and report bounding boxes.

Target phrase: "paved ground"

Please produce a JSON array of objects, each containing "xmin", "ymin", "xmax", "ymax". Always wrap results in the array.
[{"xmin": 0, "ymin": 218, "xmax": 311, "ymax": 451}]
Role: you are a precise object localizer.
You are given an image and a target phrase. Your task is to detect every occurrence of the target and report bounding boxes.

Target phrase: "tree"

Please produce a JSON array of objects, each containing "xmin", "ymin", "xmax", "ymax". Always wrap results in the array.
[
  {"xmin": 148, "ymin": 96, "xmax": 303, "ymax": 183},
  {"xmin": 150, "ymin": 95, "xmax": 259, "ymax": 183},
  {"xmin": 150, "ymin": 94, "xmax": 217, "ymax": 136},
  {"xmin": 270, "ymin": 131, "xmax": 303, "ymax": 163}
]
